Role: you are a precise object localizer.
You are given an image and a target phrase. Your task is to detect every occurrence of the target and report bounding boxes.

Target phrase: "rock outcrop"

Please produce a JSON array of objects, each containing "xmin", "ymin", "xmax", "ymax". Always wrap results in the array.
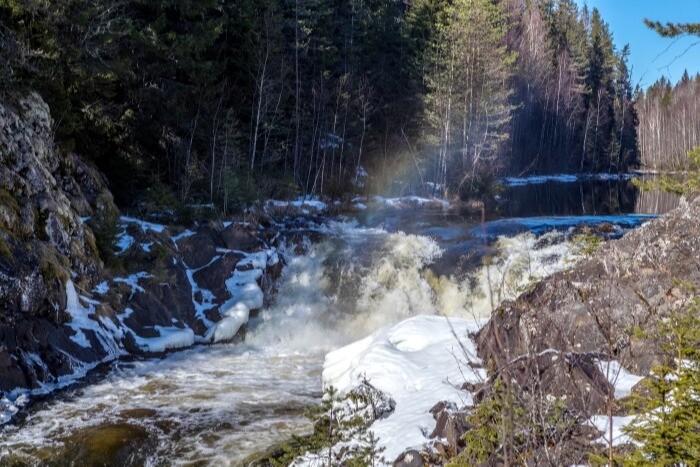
[
  {"xmin": 0, "ymin": 94, "xmax": 282, "ymax": 420},
  {"xmin": 430, "ymin": 193, "xmax": 700, "ymax": 464},
  {"xmin": 0, "ymin": 93, "xmax": 118, "ymax": 392},
  {"xmin": 477, "ymin": 193, "xmax": 700, "ymax": 376}
]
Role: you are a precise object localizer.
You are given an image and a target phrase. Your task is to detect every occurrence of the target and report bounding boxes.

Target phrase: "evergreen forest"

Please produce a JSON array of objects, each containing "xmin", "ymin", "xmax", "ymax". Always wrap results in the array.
[{"xmin": 0, "ymin": 0, "xmax": 694, "ymax": 211}]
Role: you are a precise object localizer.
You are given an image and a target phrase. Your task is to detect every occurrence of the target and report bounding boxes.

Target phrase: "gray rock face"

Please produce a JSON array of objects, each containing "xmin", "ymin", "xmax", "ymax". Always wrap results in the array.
[
  {"xmin": 477, "ymin": 194, "xmax": 700, "ymax": 376},
  {"xmin": 0, "ymin": 94, "xmax": 279, "ymax": 404},
  {"xmin": 0, "ymin": 93, "xmax": 117, "ymax": 391}
]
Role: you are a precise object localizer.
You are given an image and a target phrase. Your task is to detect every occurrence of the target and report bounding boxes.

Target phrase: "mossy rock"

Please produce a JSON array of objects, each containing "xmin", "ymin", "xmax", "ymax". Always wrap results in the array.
[
  {"xmin": 0, "ymin": 235, "xmax": 13, "ymax": 262},
  {"xmin": 40, "ymin": 258, "xmax": 69, "ymax": 284}
]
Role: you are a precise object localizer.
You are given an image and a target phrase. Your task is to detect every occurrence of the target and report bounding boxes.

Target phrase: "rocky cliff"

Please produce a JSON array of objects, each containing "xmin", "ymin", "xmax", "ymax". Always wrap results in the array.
[
  {"xmin": 478, "ymin": 193, "xmax": 700, "ymax": 374},
  {"xmin": 0, "ymin": 94, "xmax": 281, "ymax": 422}
]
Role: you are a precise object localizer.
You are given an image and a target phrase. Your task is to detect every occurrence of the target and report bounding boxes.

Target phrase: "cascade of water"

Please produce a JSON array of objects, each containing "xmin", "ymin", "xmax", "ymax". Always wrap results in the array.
[{"xmin": 0, "ymin": 218, "xmax": 613, "ymax": 464}]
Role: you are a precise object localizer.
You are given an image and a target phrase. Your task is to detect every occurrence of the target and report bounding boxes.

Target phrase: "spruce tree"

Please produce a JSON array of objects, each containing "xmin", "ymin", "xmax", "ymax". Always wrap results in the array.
[{"xmin": 624, "ymin": 296, "xmax": 700, "ymax": 465}]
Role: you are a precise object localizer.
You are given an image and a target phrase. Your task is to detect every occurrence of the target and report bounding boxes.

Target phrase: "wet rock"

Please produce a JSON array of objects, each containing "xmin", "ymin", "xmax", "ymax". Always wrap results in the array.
[{"xmin": 177, "ymin": 226, "xmax": 223, "ymax": 269}]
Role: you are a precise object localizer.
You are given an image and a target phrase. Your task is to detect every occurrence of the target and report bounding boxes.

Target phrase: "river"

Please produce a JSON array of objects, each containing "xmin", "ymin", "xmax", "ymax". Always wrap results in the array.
[{"xmin": 0, "ymin": 176, "xmax": 679, "ymax": 466}]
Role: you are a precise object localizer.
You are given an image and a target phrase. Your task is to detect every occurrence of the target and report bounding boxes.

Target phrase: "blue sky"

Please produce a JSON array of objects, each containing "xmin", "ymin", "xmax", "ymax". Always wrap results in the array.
[{"xmin": 573, "ymin": 0, "xmax": 700, "ymax": 89}]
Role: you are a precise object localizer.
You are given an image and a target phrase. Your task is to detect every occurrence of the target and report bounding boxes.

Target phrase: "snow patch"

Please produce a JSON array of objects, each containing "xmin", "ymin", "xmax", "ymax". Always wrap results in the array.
[
  {"xmin": 597, "ymin": 360, "xmax": 644, "ymax": 399},
  {"xmin": 587, "ymin": 415, "xmax": 635, "ymax": 447},
  {"xmin": 323, "ymin": 315, "xmax": 487, "ymax": 461},
  {"xmin": 265, "ymin": 196, "xmax": 328, "ymax": 213},
  {"xmin": 120, "ymin": 216, "xmax": 167, "ymax": 233}
]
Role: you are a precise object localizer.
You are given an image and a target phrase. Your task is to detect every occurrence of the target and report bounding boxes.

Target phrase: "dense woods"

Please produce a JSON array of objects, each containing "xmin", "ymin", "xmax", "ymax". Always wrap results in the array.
[{"xmin": 0, "ymin": 0, "xmax": 645, "ymax": 210}]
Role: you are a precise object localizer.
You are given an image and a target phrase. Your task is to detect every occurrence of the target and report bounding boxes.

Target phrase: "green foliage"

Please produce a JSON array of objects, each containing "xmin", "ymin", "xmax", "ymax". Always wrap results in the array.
[
  {"xmin": 453, "ymin": 379, "xmax": 523, "ymax": 465},
  {"xmin": 89, "ymin": 209, "xmax": 121, "ymax": 264},
  {"xmin": 633, "ymin": 146, "xmax": 700, "ymax": 195},
  {"xmin": 643, "ymin": 19, "xmax": 700, "ymax": 38},
  {"xmin": 271, "ymin": 384, "xmax": 386, "ymax": 466},
  {"xmin": 572, "ymin": 227, "xmax": 603, "ymax": 258},
  {"xmin": 623, "ymin": 295, "xmax": 700, "ymax": 465},
  {"xmin": 451, "ymin": 376, "xmax": 575, "ymax": 466}
]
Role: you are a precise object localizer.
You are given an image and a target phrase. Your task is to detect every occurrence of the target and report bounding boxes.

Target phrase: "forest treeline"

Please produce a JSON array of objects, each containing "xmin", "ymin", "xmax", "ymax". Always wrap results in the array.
[
  {"xmin": 637, "ymin": 72, "xmax": 700, "ymax": 170},
  {"xmin": 0, "ymin": 0, "xmax": 640, "ymax": 210}
]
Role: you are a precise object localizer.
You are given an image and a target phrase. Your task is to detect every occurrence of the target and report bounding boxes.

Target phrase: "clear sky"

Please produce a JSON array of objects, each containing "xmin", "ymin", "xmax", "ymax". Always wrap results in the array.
[{"xmin": 573, "ymin": 0, "xmax": 700, "ymax": 89}]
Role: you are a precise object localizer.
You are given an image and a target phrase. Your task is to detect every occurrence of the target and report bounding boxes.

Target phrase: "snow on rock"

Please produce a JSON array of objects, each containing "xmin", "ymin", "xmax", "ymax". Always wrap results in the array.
[
  {"xmin": 129, "ymin": 326, "xmax": 195, "ymax": 353},
  {"xmin": 120, "ymin": 216, "xmax": 167, "ymax": 233},
  {"xmin": 372, "ymin": 196, "xmax": 450, "ymax": 209},
  {"xmin": 64, "ymin": 280, "xmax": 121, "ymax": 356},
  {"xmin": 587, "ymin": 415, "xmax": 635, "ymax": 447},
  {"xmin": 172, "ymin": 229, "xmax": 196, "ymax": 243},
  {"xmin": 266, "ymin": 196, "xmax": 328, "ymax": 213},
  {"xmin": 323, "ymin": 315, "xmax": 487, "ymax": 462},
  {"xmin": 114, "ymin": 230, "xmax": 135, "ymax": 254},
  {"xmin": 114, "ymin": 272, "xmax": 153, "ymax": 299},
  {"xmin": 597, "ymin": 360, "xmax": 644, "ymax": 399},
  {"xmin": 93, "ymin": 281, "xmax": 110, "ymax": 295},
  {"xmin": 203, "ymin": 249, "xmax": 274, "ymax": 343}
]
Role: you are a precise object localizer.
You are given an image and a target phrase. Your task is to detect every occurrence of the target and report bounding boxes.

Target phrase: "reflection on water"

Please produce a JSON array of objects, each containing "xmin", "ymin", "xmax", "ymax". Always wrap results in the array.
[
  {"xmin": 635, "ymin": 189, "xmax": 682, "ymax": 215},
  {"xmin": 500, "ymin": 177, "xmax": 680, "ymax": 217}
]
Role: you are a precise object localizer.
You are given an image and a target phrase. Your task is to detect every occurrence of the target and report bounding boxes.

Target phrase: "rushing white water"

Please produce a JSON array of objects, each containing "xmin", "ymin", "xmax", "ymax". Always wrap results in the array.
[{"xmin": 0, "ymin": 218, "xmax": 596, "ymax": 465}]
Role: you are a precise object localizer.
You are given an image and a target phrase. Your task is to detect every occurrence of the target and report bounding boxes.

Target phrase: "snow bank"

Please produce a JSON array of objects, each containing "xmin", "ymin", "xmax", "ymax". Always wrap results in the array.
[{"xmin": 323, "ymin": 315, "xmax": 487, "ymax": 461}]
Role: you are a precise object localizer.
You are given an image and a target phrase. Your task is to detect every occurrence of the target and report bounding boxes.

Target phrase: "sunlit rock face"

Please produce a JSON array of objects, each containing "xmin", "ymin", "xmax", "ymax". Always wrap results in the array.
[{"xmin": 478, "ymin": 193, "xmax": 700, "ymax": 376}]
